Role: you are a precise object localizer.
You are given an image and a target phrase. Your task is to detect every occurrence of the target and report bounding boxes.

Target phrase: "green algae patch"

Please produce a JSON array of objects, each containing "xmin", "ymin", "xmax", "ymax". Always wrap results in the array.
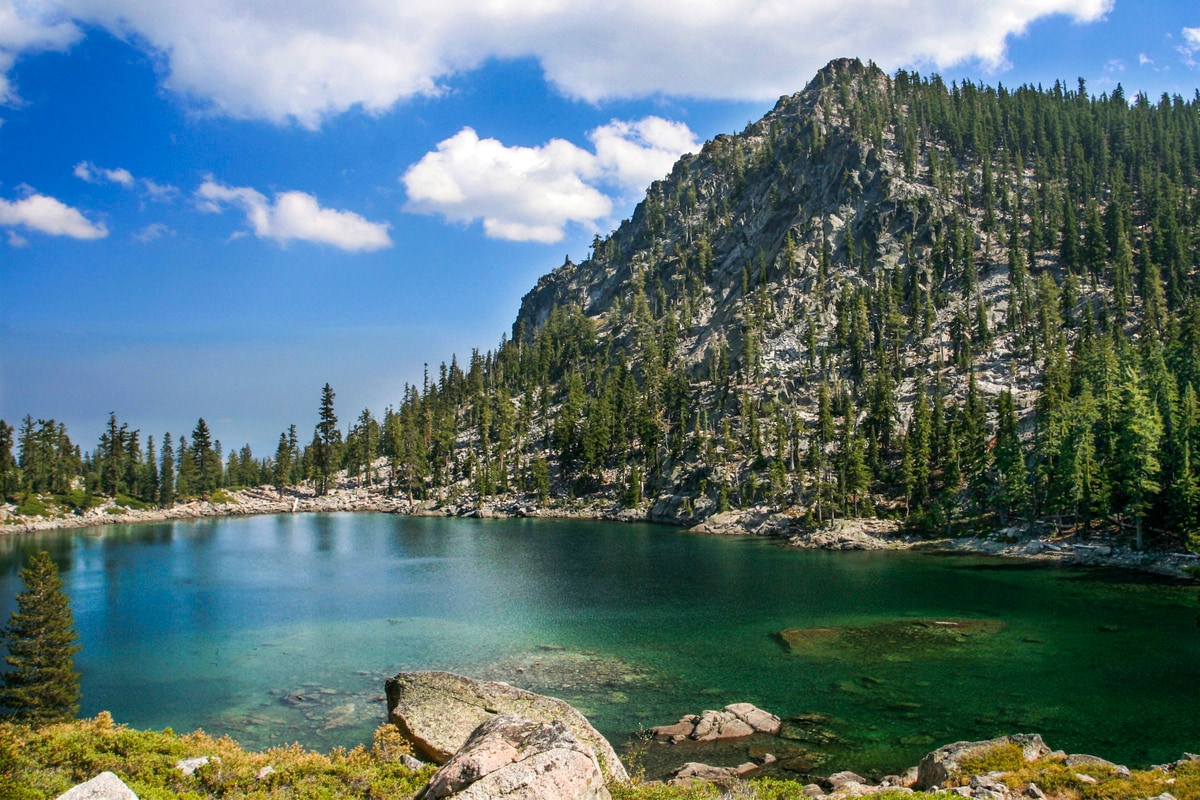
[{"xmin": 775, "ymin": 618, "xmax": 1005, "ymax": 658}]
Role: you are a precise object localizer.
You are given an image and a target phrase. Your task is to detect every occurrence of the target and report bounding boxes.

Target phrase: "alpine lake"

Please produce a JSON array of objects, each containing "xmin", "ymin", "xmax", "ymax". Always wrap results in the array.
[{"xmin": 1, "ymin": 513, "xmax": 1197, "ymax": 780}]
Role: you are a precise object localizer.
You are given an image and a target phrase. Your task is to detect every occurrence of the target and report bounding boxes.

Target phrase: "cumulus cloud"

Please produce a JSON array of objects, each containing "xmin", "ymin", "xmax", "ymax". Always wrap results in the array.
[
  {"xmin": 402, "ymin": 117, "xmax": 698, "ymax": 242},
  {"xmin": 591, "ymin": 117, "xmax": 700, "ymax": 191},
  {"xmin": 4, "ymin": 0, "xmax": 1112, "ymax": 126},
  {"xmin": 403, "ymin": 128, "xmax": 610, "ymax": 243},
  {"xmin": 0, "ymin": 1, "xmax": 81, "ymax": 104},
  {"xmin": 74, "ymin": 160, "xmax": 135, "ymax": 187},
  {"xmin": 196, "ymin": 178, "xmax": 392, "ymax": 251},
  {"xmin": 0, "ymin": 191, "xmax": 108, "ymax": 239}
]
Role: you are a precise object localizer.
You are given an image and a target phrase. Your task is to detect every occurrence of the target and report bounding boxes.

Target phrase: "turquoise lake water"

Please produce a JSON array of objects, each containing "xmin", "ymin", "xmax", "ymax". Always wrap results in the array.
[{"xmin": 0, "ymin": 513, "xmax": 1197, "ymax": 777}]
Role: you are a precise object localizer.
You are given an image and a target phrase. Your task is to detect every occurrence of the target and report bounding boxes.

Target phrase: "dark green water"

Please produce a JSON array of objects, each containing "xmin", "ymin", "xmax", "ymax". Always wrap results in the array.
[{"xmin": 1, "ymin": 514, "xmax": 1197, "ymax": 777}]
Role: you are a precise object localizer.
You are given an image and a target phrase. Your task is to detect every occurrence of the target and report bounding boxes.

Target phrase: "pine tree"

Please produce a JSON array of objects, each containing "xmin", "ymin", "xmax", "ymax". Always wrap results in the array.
[{"xmin": 0, "ymin": 552, "xmax": 81, "ymax": 724}]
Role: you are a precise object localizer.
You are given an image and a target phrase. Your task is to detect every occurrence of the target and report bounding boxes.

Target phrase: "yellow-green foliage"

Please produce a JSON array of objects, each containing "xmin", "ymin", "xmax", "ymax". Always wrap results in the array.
[
  {"xmin": 994, "ymin": 757, "xmax": 1200, "ymax": 800},
  {"xmin": 957, "ymin": 743, "xmax": 1028, "ymax": 779},
  {"xmin": 610, "ymin": 781, "xmax": 721, "ymax": 800},
  {"xmin": 0, "ymin": 713, "xmax": 434, "ymax": 800}
]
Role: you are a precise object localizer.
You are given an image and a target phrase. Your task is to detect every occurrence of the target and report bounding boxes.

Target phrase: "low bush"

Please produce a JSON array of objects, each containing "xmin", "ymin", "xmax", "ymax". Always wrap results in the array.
[{"xmin": 1, "ymin": 714, "xmax": 434, "ymax": 800}]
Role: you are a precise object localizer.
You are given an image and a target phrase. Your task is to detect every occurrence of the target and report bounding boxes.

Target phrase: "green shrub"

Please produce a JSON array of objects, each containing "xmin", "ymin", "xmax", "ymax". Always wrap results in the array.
[
  {"xmin": 16, "ymin": 495, "xmax": 49, "ymax": 517},
  {"xmin": 1, "ymin": 714, "xmax": 433, "ymax": 800},
  {"xmin": 113, "ymin": 494, "xmax": 151, "ymax": 511},
  {"xmin": 956, "ymin": 743, "xmax": 1027, "ymax": 779},
  {"xmin": 57, "ymin": 490, "xmax": 101, "ymax": 513}
]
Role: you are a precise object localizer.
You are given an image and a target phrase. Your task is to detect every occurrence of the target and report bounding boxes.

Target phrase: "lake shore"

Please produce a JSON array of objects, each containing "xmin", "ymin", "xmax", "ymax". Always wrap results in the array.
[{"xmin": 3, "ymin": 484, "xmax": 1197, "ymax": 580}]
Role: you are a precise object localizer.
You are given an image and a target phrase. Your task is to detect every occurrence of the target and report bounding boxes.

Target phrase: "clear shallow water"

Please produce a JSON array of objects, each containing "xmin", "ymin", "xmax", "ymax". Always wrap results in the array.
[{"xmin": 1, "ymin": 514, "xmax": 1197, "ymax": 777}]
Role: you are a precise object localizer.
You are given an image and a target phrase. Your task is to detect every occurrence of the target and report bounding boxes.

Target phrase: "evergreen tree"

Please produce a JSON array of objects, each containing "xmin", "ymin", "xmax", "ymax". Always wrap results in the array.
[
  {"xmin": 0, "ymin": 420, "xmax": 17, "ymax": 499},
  {"xmin": 158, "ymin": 433, "xmax": 175, "ymax": 508},
  {"xmin": 314, "ymin": 384, "xmax": 341, "ymax": 495},
  {"xmin": 1112, "ymin": 363, "xmax": 1163, "ymax": 549},
  {"xmin": 190, "ymin": 419, "xmax": 221, "ymax": 495},
  {"xmin": 0, "ymin": 552, "xmax": 81, "ymax": 724}
]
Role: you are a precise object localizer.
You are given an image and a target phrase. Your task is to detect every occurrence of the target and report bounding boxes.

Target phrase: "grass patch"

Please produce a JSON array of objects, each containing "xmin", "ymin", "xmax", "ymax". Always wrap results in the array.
[{"xmin": 208, "ymin": 490, "xmax": 236, "ymax": 505}]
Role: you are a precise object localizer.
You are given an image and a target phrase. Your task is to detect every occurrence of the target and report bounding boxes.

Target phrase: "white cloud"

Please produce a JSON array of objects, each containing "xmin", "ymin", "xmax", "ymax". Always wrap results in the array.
[
  {"xmin": 403, "ymin": 128, "xmax": 610, "ymax": 243},
  {"xmin": 7, "ymin": 229, "xmax": 28, "ymax": 247},
  {"xmin": 141, "ymin": 178, "xmax": 179, "ymax": 203},
  {"xmin": 5, "ymin": 0, "xmax": 1112, "ymax": 126},
  {"xmin": 74, "ymin": 160, "xmax": 135, "ymax": 187},
  {"xmin": 1183, "ymin": 27, "xmax": 1200, "ymax": 68},
  {"xmin": 74, "ymin": 160, "xmax": 179, "ymax": 201},
  {"xmin": 402, "ymin": 117, "xmax": 698, "ymax": 243},
  {"xmin": 0, "ymin": 1, "xmax": 81, "ymax": 104},
  {"xmin": 196, "ymin": 178, "xmax": 392, "ymax": 251},
  {"xmin": 1139, "ymin": 53, "xmax": 1153, "ymax": 66},
  {"xmin": 0, "ymin": 191, "xmax": 108, "ymax": 239},
  {"xmin": 132, "ymin": 222, "xmax": 171, "ymax": 242},
  {"xmin": 590, "ymin": 117, "xmax": 700, "ymax": 192}
]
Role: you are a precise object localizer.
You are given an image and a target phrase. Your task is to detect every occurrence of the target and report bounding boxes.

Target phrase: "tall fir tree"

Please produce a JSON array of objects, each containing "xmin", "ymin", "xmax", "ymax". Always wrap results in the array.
[
  {"xmin": 314, "ymin": 384, "xmax": 341, "ymax": 495},
  {"xmin": 0, "ymin": 552, "xmax": 81, "ymax": 724}
]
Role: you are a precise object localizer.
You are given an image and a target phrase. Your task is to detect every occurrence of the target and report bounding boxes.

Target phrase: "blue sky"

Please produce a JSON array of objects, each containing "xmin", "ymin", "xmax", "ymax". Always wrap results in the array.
[{"xmin": 2, "ymin": 0, "xmax": 1199, "ymax": 458}]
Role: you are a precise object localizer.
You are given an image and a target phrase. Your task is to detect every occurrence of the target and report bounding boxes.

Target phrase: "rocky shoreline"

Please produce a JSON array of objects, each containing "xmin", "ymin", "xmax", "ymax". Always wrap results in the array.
[{"xmin": 3, "ymin": 484, "xmax": 1197, "ymax": 581}]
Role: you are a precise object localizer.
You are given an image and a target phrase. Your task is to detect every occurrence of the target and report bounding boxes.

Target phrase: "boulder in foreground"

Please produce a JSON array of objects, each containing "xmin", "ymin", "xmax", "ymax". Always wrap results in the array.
[
  {"xmin": 56, "ymin": 771, "xmax": 138, "ymax": 800},
  {"xmin": 385, "ymin": 670, "xmax": 628, "ymax": 783},
  {"xmin": 419, "ymin": 713, "xmax": 610, "ymax": 800}
]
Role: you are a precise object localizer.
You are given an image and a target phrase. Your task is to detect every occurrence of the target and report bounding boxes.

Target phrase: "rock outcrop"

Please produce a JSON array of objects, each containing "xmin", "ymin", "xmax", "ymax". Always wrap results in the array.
[
  {"xmin": 916, "ymin": 734, "xmax": 1050, "ymax": 790},
  {"xmin": 651, "ymin": 703, "xmax": 781, "ymax": 742},
  {"xmin": 56, "ymin": 772, "xmax": 139, "ymax": 800},
  {"xmin": 419, "ymin": 714, "xmax": 610, "ymax": 800},
  {"xmin": 385, "ymin": 670, "xmax": 628, "ymax": 783}
]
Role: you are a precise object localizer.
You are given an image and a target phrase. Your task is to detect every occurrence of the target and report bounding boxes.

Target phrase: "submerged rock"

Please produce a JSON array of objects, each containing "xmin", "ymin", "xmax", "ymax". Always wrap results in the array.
[
  {"xmin": 420, "ymin": 714, "xmax": 610, "ymax": 800},
  {"xmin": 385, "ymin": 670, "xmax": 627, "ymax": 783},
  {"xmin": 778, "ymin": 618, "xmax": 1005, "ymax": 658}
]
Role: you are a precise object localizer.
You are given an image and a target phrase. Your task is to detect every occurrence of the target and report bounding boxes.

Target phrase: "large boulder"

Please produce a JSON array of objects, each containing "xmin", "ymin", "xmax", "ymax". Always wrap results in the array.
[
  {"xmin": 386, "ymin": 670, "xmax": 628, "ymax": 783},
  {"xmin": 916, "ymin": 734, "xmax": 1050, "ymax": 789},
  {"xmin": 419, "ymin": 713, "xmax": 610, "ymax": 800},
  {"xmin": 56, "ymin": 772, "xmax": 139, "ymax": 800}
]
